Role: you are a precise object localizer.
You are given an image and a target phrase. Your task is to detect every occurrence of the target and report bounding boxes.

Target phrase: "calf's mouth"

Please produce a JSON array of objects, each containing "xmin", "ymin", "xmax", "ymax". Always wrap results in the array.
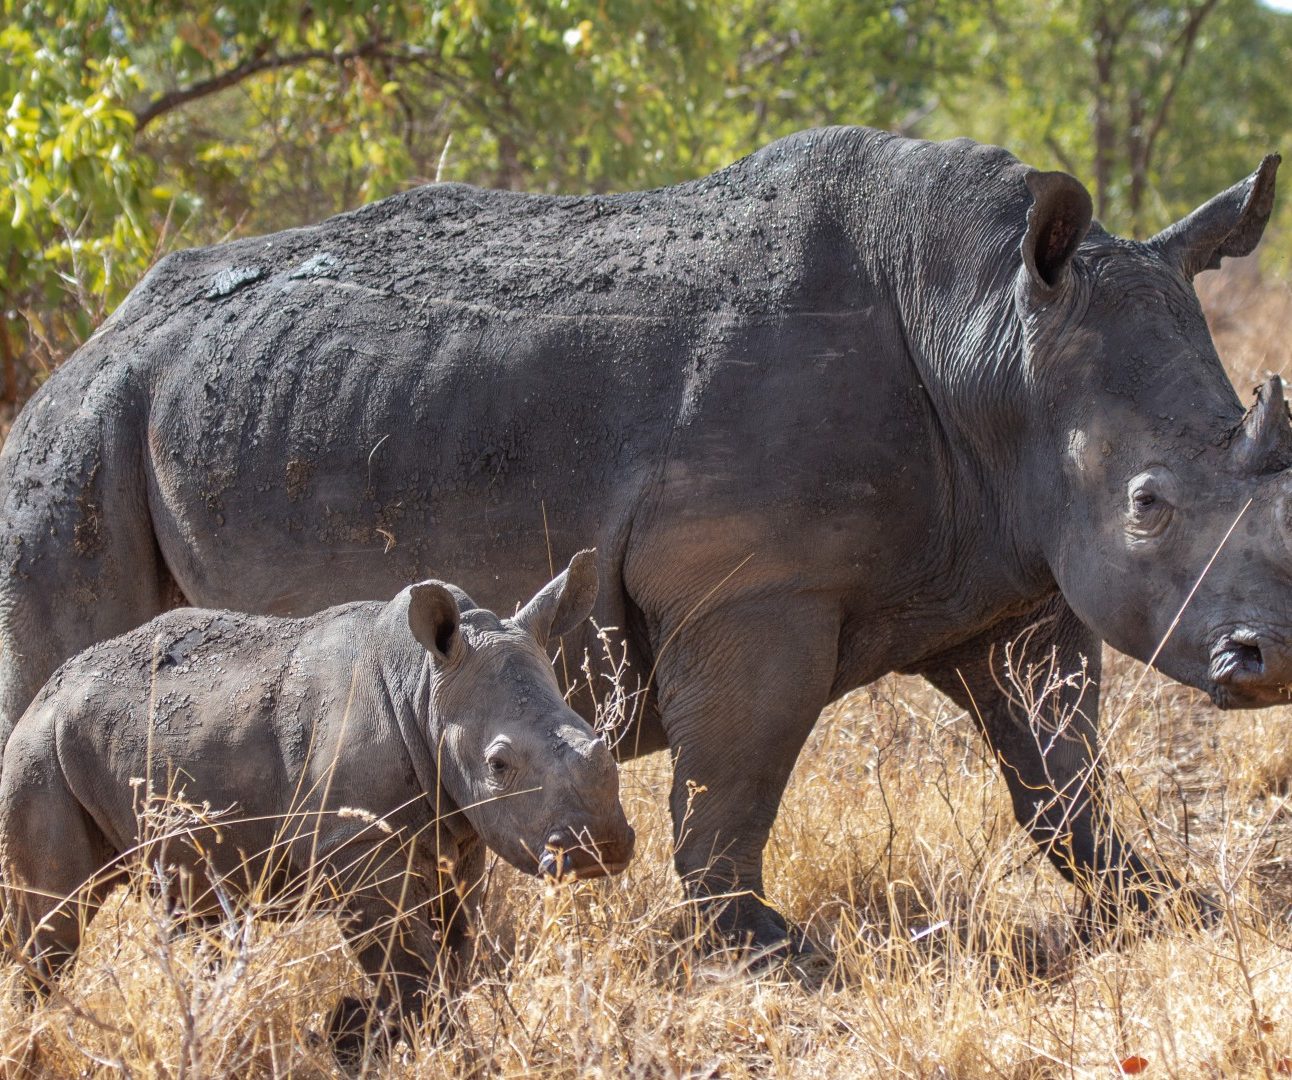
[{"xmin": 535, "ymin": 827, "xmax": 636, "ymax": 880}]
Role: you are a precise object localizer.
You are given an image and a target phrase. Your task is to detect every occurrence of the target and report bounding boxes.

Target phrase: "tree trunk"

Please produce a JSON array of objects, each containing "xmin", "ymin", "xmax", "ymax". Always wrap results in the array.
[
  {"xmin": 1091, "ymin": 11, "xmax": 1117, "ymax": 223},
  {"xmin": 494, "ymin": 130, "xmax": 522, "ymax": 190},
  {"xmin": 1126, "ymin": 89, "xmax": 1147, "ymax": 237},
  {"xmin": 0, "ymin": 312, "xmax": 15, "ymax": 407}
]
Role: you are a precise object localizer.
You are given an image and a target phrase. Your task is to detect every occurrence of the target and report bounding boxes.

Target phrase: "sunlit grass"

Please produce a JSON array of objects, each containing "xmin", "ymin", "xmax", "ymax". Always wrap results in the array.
[{"xmin": 3, "ymin": 646, "xmax": 1292, "ymax": 1079}]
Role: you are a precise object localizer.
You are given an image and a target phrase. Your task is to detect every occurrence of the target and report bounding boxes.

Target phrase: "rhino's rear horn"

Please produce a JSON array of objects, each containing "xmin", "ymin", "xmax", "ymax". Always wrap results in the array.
[{"xmin": 1232, "ymin": 374, "xmax": 1292, "ymax": 475}]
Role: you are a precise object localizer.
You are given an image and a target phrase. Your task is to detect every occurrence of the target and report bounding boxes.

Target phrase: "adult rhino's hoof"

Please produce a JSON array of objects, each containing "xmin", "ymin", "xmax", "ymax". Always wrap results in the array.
[
  {"xmin": 1077, "ymin": 882, "xmax": 1220, "ymax": 949},
  {"xmin": 1181, "ymin": 888, "xmax": 1223, "ymax": 929},
  {"xmin": 676, "ymin": 890, "xmax": 819, "ymax": 972}
]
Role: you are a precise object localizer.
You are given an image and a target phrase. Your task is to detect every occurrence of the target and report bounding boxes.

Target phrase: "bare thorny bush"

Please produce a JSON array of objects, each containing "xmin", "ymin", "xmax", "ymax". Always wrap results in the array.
[
  {"xmin": 0, "ymin": 780, "xmax": 361, "ymax": 1077},
  {"xmin": 0, "ymin": 264, "xmax": 1291, "ymax": 1076}
]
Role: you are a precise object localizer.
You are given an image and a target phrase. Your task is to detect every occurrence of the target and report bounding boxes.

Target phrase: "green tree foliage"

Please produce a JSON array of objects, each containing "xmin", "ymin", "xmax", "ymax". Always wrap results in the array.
[
  {"xmin": 1, "ymin": 0, "xmax": 1289, "ymax": 406},
  {"xmin": 1, "ymin": 14, "xmax": 188, "ymax": 400},
  {"xmin": 0, "ymin": 0, "xmax": 969, "ymax": 399},
  {"xmin": 935, "ymin": 0, "xmax": 1292, "ymax": 237},
  {"xmin": 129, "ymin": 1, "xmax": 969, "ymax": 222}
]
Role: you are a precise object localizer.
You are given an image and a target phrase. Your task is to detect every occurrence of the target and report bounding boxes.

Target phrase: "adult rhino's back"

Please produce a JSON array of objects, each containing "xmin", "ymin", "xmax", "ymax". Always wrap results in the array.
[
  {"xmin": 85, "ymin": 133, "xmax": 861, "ymax": 616},
  {"xmin": 113, "ymin": 146, "xmax": 826, "ymax": 335},
  {"xmin": 91, "ymin": 187, "xmax": 691, "ymax": 615}
]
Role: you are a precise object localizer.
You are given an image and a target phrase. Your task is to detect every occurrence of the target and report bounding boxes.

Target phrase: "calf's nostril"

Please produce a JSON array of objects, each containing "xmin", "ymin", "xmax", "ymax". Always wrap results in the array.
[
  {"xmin": 537, "ymin": 848, "xmax": 575, "ymax": 879},
  {"xmin": 546, "ymin": 830, "xmax": 575, "ymax": 852}
]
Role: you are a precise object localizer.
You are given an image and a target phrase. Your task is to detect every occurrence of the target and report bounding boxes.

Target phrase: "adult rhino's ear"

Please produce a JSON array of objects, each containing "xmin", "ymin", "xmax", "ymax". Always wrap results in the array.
[
  {"xmin": 1150, "ymin": 154, "xmax": 1280, "ymax": 279},
  {"xmin": 408, "ymin": 582, "xmax": 463, "ymax": 665},
  {"xmin": 513, "ymin": 549, "xmax": 598, "ymax": 648},
  {"xmin": 1021, "ymin": 170, "xmax": 1093, "ymax": 293}
]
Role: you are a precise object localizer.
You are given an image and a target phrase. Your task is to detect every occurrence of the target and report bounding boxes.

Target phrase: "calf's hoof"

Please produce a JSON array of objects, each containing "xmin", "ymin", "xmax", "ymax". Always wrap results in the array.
[{"xmin": 327, "ymin": 996, "xmax": 398, "ymax": 1065}]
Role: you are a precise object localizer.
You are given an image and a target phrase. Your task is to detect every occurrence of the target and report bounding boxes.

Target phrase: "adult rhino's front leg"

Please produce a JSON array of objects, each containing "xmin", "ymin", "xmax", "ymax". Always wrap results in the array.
[
  {"xmin": 649, "ymin": 594, "xmax": 841, "ymax": 956},
  {"xmin": 919, "ymin": 596, "xmax": 1192, "ymax": 926}
]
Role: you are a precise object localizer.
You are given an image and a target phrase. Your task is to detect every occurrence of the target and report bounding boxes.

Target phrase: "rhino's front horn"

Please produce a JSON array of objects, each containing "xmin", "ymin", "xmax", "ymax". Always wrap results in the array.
[{"xmin": 1232, "ymin": 374, "xmax": 1292, "ymax": 475}]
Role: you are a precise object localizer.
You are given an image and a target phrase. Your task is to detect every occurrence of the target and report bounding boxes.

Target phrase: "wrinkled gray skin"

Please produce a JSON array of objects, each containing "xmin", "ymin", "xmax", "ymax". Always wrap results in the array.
[
  {"xmin": 0, "ymin": 126, "xmax": 1286, "ymax": 953},
  {"xmin": 0, "ymin": 551, "xmax": 633, "ymax": 1046}
]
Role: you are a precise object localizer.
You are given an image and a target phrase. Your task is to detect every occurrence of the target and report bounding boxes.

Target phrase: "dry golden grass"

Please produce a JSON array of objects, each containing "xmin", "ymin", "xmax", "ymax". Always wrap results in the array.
[
  {"xmin": 1199, "ymin": 254, "xmax": 1292, "ymax": 389},
  {"xmin": 2, "ymin": 257, "xmax": 1292, "ymax": 1078},
  {"xmin": 7, "ymin": 655, "xmax": 1292, "ymax": 1079}
]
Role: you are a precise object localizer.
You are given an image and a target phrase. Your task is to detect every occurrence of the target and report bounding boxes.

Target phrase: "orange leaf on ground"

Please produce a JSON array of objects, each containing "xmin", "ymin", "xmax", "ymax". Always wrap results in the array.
[{"xmin": 1119, "ymin": 1057, "xmax": 1149, "ymax": 1075}]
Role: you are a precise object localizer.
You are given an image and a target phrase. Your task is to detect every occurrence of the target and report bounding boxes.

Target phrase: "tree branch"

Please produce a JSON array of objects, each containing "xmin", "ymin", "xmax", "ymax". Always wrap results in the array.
[
  {"xmin": 1043, "ymin": 134, "xmax": 1079, "ymax": 176},
  {"xmin": 1143, "ymin": 0, "xmax": 1220, "ymax": 168},
  {"xmin": 132, "ymin": 39, "xmax": 398, "ymax": 135}
]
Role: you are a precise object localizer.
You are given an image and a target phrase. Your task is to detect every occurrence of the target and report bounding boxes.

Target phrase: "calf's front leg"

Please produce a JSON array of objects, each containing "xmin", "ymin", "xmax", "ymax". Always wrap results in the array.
[{"xmin": 326, "ymin": 852, "xmax": 467, "ymax": 1056}]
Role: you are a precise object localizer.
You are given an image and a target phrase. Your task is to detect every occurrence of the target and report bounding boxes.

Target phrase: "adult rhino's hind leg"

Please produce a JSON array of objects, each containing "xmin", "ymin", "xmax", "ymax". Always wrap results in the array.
[
  {"xmin": 0, "ymin": 369, "xmax": 172, "ymax": 743},
  {"xmin": 919, "ymin": 596, "xmax": 1191, "ymax": 930}
]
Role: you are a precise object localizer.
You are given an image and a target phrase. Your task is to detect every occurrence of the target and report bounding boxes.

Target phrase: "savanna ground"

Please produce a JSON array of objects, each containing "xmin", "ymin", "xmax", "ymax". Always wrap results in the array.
[{"xmin": 1, "ymin": 265, "xmax": 1292, "ymax": 1078}]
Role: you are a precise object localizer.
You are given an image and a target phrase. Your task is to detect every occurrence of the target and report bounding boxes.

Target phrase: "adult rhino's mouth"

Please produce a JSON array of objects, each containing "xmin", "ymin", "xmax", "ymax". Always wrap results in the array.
[{"xmin": 1208, "ymin": 629, "xmax": 1292, "ymax": 708}]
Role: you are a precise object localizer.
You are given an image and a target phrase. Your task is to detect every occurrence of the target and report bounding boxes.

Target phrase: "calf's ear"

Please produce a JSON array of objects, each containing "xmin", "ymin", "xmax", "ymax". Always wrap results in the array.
[
  {"xmin": 408, "ymin": 582, "xmax": 463, "ymax": 664},
  {"xmin": 514, "ymin": 549, "xmax": 598, "ymax": 648},
  {"xmin": 1150, "ymin": 154, "xmax": 1279, "ymax": 279},
  {"xmin": 1020, "ymin": 170, "xmax": 1093, "ymax": 293}
]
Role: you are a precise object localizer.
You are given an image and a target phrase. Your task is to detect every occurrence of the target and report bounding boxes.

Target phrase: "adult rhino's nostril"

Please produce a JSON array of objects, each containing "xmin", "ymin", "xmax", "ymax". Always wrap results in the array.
[
  {"xmin": 1233, "ymin": 641, "xmax": 1264, "ymax": 675},
  {"xmin": 1210, "ymin": 631, "xmax": 1266, "ymax": 684}
]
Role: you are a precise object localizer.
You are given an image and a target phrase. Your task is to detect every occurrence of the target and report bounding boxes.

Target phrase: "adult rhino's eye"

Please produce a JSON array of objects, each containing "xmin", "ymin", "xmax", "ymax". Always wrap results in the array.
[{"xmin": 1125, "ymin": 471, "xmax": 1174, "ymax": 541}]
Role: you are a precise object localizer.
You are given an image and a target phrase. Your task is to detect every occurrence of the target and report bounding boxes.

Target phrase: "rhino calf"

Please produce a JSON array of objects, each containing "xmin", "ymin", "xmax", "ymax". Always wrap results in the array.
[{"xmin": 0, "ymin": 550, "xmax": 632, "ymax": 1049}]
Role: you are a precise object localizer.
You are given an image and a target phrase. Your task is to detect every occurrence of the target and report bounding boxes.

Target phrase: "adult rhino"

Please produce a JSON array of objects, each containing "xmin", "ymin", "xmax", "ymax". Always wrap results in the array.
[{"xmin": 0, "ymin": 127, "xmax": 1283, "ymax": 954}]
